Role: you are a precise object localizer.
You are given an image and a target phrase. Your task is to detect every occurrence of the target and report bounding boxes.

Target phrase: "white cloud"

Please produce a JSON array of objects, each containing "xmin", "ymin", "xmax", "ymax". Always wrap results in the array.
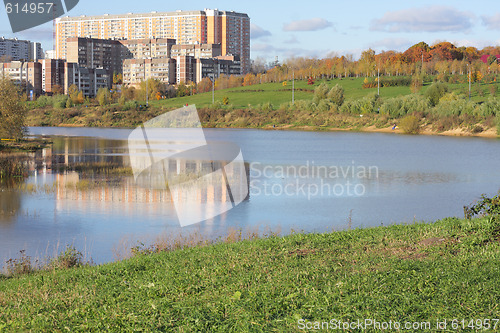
[
  {"xmin": 251, "ymin": 24, "xmax": 271, "ymax": 39},
  {"xmin": 283, "ymin": 18, "xmax": 333, "ymax": 32},
  {"xmin": 482, "ymin": 14, "xmax": 500, "ymax": 30},
  {"xmin": 371, "ymin": 6, "xmax": 474, "ymax": 33},
  {"xmin": 369, "ymin": 38, "xmax": 414, "ymax": 51},
  {"xmin": 453, "ymin": 39, "xmax": 496, "ymax": 49}
]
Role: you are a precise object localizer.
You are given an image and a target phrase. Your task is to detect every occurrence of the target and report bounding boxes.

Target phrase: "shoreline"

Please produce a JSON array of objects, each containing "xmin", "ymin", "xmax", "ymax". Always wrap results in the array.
[{"xmin": 31, "ymin": 123, "xmax": 499, "ymax": 139}]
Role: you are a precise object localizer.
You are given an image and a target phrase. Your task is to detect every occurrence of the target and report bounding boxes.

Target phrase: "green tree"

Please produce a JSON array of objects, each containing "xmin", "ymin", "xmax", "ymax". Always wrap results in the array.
[
  {"xmin": 96, "ymin": 88, "xmax": 111, "ymax": 106},
  {"xmin": 0, "ymin": 75, "xmax": 27, "ymax": 140},
  {"xmin": 425, "ymin": 82, "xmax": 449, "ymax": 106}
]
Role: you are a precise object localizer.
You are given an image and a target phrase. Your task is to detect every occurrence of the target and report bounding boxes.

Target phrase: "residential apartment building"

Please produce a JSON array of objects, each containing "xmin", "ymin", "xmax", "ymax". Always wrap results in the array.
[
  {"xmin": 0, "ymin": 37, "xmax": 43, "ymax": 61},
  {"xmin": 66, "ymin": 37, "xmax": 126, "ymax": 75},
  {"xmin": 64, "ymin": 62, "xmax": 111, "ymax": 97},
  {"xmin": 120, "ymin": 38, "xmax": 176, "ymax": 59},
  {"xmin": 0, "ymin": 61, "xmax": 42, "ymax": 95},
  {"xmin": 123, "ymin": 58, "xmax": 176, "ymax": 86},
  {"xmin": 194, "ymin": 55, "xmax": 241, "ymax": 83},
  {"xmin": 39, "ymin": 59, "xmax": 66, "ymax": 94},
  {"xmin": 171, "ymin": 43, "xmax": 222, "ymax": 59},
  {"xmin": 55, "ymin": 9, "xmax": 250, "ymax": 73}
]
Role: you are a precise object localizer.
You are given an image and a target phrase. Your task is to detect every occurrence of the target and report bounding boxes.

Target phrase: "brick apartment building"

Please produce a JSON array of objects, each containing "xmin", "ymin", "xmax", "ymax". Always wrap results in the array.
[{"xmin": 55, "ymin": 9, "xmax": 250, "ymax": 73}]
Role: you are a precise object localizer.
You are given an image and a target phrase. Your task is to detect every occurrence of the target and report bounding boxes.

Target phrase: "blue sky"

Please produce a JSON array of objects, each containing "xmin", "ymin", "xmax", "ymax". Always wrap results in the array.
[{"xmin": 1, "ymin": 0, "xmax": 499, "ymax": 61}]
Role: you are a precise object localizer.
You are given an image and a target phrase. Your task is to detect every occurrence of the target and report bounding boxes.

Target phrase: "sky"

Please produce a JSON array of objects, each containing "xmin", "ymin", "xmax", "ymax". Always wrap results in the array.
[{"xmin": 1, "ymin": 0, "xmax": 499, "ymax": 62}]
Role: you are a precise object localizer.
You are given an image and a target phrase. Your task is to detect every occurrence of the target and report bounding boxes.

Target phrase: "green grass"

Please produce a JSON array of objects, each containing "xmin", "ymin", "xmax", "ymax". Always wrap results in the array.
[
  {"xmin": 146, "ymin": 77, "xmax": 498, "ymax": 110},
  {"xmin": 1, "ymin": 216, "xmax": 500, "ymax": 331}
]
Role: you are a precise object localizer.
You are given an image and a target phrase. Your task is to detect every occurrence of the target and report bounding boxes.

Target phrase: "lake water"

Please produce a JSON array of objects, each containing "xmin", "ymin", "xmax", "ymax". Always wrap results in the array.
[{"xmin": 1, "ymin": 127, "xmax": 499, "ymax": 266}]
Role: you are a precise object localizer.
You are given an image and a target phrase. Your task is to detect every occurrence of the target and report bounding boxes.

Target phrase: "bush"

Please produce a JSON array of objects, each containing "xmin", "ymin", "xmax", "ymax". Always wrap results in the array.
[
  {"xmin": 50, "ymin": 246, "xmax": 84, "ymax": 270},
  {"xmin": 433, "ymin": 99, "xmax": 477, "ymax": 117},
  {"xmin": 327, "ymin": 84, "xmax": 345, "ymax": 106},
  {"xmin": 4, "ymin": 250, "xmax": 34, "ymax": 276},
  {"xmin": 425, "ymin": 82, "xmax": 449, "ymax": 106},
  {"xmin": 399, "ymin": 115, "xmax": 421, "ymax": 134},
  {"xmin": 497, "ymin": 115, "xmax": 500, "ymax": 135},
  {"xmin": 379, "ymin": 95, "xmax": 430, "ymax": 118},
  {"xmin": 52, "ymin": 94, "xmax": 68, "ymax": 109},
  {"xmin": 340, "ymin": 93, "xmax": 379, "ymax": 115},
  {"xmin": 316, "ymin": 99, "xmax": 335, "ymax": 112},
  {"xmin": 478, "ymin": 98, "xmax": 500, "ymax": 117},
  {"xmin": 35, "ymin": 95, "xmax": 52, "ymax": 108},
  {"xmin": 313, "ymin": 83, "xmax": 329, "ymax": 104},
  {"xmin": 464, "ymin": 192, "xmax": 500, "ymax": 219},
  {"xmin": 362, "ymin": 77, "xmax": 411, "ymax": 88}
]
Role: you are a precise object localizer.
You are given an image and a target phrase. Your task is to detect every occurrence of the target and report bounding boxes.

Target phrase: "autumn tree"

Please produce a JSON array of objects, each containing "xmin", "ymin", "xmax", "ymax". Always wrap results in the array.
[
  {"xmin": 52, "ymin": 84, "xmax": 63, "ymax": 95},
  {"xmin": 113, "ymin": 72, "xmax": 123, "ymax": 85},
  {"xmin": 0, "ymin": 75, "xmax": 27, "ymax": 140},
  {"xmin": 197, "ymin": 77, "xmax": 213, "ymax": 93}
]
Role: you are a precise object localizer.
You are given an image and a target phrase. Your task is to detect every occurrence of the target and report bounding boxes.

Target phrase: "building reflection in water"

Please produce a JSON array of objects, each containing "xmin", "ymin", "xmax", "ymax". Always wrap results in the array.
[{"xmin": 15, "ymin": 137, "xmax": 250, "ymax": 229}]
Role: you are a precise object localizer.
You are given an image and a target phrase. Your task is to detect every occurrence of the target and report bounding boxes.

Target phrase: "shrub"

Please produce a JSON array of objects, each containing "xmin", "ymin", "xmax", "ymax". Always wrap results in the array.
[
  {"xmin": 379, "ymin": 95, "xmax": 430, "ymax": 118},
  {"xmin": 425, "ymin": 82, "xmax": 449, "ymax": 106},
  {"xmin": 464, "ymin": 192, "xmax": 500, "ymax": 219},
  {"xmin": 478, "ymin": 98, "xmax": 500, "ymax": 117},
  {"xmin": 497, "ymin": 114, "xmax": 500, "ymax": 135},
  {"xmin": 327, "ymin": 84, "xmax": 345, "ymax": 106},
  {"xmin": 35, "ymin": 95, "xmax": 52, "ymax": 108},
  {"xmin": 52, "ymin": 94, "xmax": 68, "ymax": 109},
  {"xmin": 50, "ymin": 246, "xmax": 84, "ymax": 270},
  {"xmin": 260, "ymin": 102, "xmax": 274, "ymax": 112},
  {"xmin": 316, "ymin": 99, "xmax": 334, "ymax": 112},
  {"xmin": 433, "ymin": 99, "xmax": 477, "ymax": 117},
  {"xmin": 4, "ymin": 250, "xmax": 34, "ymax": 276},
  {"xmin": 399, "ymin": 115, "xmax": 420, "ymax": 134},
  {"xmin": 313, "ymin": 83, "xmax": 329, "ymax": 103}
]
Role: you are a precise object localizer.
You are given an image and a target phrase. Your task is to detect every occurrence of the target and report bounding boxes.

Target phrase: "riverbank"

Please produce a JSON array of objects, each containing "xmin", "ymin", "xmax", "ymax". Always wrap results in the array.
[
  {"xmin": 26, "ymin": 106, "xmax": 499, "ymax": 139},
  {"xmin": 261, "ymin": 123, "xmax": 500, "ymax": 138},
  {"xmin": 0, "ymin": 138, "xmax": 51, "ymax": 153},
  {"xmin": 1, "ymin": 216, "xmax": 500, "ymax": 331}
]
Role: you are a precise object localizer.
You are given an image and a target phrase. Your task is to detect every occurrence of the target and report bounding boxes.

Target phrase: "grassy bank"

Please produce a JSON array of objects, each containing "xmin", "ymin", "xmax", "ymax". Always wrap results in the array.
[
  {"xmin": 1, "ymin": 216, "xmax": 500, "ymax": 331},
  {"xmin": 0, "ymin": 138, "xmax": 50, "ymax": 153},
  {"xmin": 26, "ymin": 78, "xmax": 500, "ymax": 137}
]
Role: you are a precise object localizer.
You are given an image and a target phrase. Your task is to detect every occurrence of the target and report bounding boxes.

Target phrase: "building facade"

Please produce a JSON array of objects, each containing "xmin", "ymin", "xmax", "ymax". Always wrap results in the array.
[
  {"xmin": 64, "ymin": 63, "xmax": 111, "ymax": 97},
  {"xmin": 0, "ymin": 37, "xmax": 43, "ymax": 62},
  {"xmin": 66, "ymin": 37, "xmax": 125, "ymax": 75},
  {"xmin": 123, "ymin": 58, "xmax": 176, "ymax": 86},
  {"xmin": 39, "ymin": 59, "xmax": 66, "ymax": 94},
  {"xmin": 171, "ymin": 43, "xmax": 222, "ymax": 59},
  {"xmin": 0, "ymin": 61, "xmax": 42, "ymax": 95},
  {"xmin": 55, "ymin": 9, "xmax": 250, "ymax": 73}
]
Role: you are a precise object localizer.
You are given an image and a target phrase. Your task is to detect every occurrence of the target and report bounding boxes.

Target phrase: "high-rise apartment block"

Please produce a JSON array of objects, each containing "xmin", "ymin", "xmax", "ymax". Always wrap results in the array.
[
  {"xmin": 39, "ymin": 59, "xmax": 66, "ymax": 94},
  {"xmin": 0, "ymin": 37, "xmax": 43, "ymax": 61},
  {"xmin": 55, "ymin": 9, "xmax": 250, "ymax": 73}
]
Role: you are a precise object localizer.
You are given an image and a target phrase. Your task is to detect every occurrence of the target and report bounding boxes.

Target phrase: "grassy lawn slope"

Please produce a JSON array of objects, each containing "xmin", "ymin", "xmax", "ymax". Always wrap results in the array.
[{"xmin": 1, "ymin": 216, "xmax": 500, "ymax": 331}]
